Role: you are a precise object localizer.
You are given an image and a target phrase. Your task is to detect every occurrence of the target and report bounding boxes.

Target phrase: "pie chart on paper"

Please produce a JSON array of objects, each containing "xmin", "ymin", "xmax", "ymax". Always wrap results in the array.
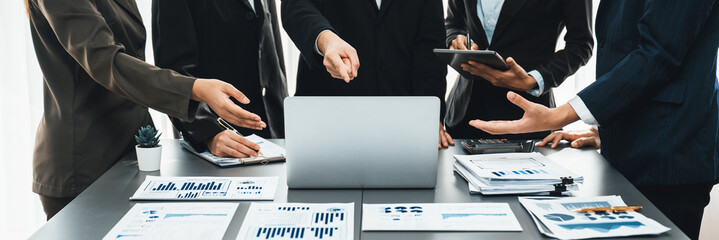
[{"xmin": 544, "ymin": 213, "xmax": 575, "ymax": 222}]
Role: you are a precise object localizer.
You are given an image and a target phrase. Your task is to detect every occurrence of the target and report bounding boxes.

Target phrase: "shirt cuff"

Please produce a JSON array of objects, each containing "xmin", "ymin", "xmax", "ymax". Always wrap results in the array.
[
  {"xmin": 314, "ymin": 30, "xmax": 332, "ymax": 57},
  {"xmin": 526, "ymin": 70, "xmax": 544, "ymax": 97},
  {"xmin": 568, "ymin": 95, "xmax": 600, "ymax": 126}
]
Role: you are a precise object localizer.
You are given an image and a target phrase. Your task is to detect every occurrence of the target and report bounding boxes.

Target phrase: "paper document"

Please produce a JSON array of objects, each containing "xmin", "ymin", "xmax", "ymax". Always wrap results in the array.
[
  {"xmin": 236, "ymin": 202, "xmax": 354, "ymax": 240},
  {"xmin": 519, "ymin": 196, "xmax": 670, "ymax": 239},
  {"xmin": 362, "ymin": 203, "xmax": 522, "ymax": 231},
  {"xmin": 130, "ymin": 176, "xmax": 278, "ymax": 200},
  {"xmin": 453, "ymin": 162, "xmax": 577, "ymax": 195},
  {"xmin": 180, "ymin": 134, "xmax": 285, "ymax": 167},
  {"xmin": 454, "ymin": 152, "xmax": 583, "ymax": 185},
  {"xmin": 103, "ymin": 202, "xmax": 238, "ymax": 240}
]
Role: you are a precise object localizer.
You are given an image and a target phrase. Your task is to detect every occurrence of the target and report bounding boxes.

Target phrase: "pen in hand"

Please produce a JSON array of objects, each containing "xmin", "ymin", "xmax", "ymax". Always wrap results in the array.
[
  {"xmin": 467, "ymin": 32, "xmax": 471, "ymax": 50},
  {"xmin": 216, "ymin": 117, "xmax": 264, "ymax": 156}
]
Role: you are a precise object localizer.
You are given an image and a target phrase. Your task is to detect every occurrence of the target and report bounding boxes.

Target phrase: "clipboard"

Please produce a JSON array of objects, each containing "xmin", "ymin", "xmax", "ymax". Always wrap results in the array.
[
  {"xmin": 433, "ymin": 49, "xmax": 510, "ymax": 79},
  {"xmin": 179, "ymin": 135, "xmax": 285, "ymax": 167}
]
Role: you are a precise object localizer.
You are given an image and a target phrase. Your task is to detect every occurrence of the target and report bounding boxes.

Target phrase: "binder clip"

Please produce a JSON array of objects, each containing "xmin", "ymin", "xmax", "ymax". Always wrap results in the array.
[{"xmin": 561, "ymin": 177, "xmax": 574, "ymax": 184}]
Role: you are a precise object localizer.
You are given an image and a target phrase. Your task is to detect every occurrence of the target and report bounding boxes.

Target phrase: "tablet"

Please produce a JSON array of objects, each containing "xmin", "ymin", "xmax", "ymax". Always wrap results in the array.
[{"xmin": 433, "ymin": 49, "xmax": 509, "ymax": 79}]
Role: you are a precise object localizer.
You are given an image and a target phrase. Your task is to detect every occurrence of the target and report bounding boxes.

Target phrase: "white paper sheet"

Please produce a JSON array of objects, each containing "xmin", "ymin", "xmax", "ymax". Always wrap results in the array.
[
  {"xmin": 130, "ymin": 176, "xmax": 278, "ymax": 200},
  {"xmin": 236, "ymin": 203, "xmax": 354, "ymax": 240},
  {"xmin": 103, "ymin": 202, "xmax": 238, "ymax": 240},
  {"xmin": 454, "ymin": 152, "xmax": 583, "ymax": 185},
  {"xmin": 519, "ymin": 196, "xmax": 670, "ymax": 239},
  {"xmin": 361, "ymin": 203, "xmax": 522, "ymax": 231},
  {"xmin": 180, "ymin": 134, "xmax": 285, "ymax": 167},
  {"xmin": 453, "ymin": 162, "xmax": 576, "ymax": 195}
]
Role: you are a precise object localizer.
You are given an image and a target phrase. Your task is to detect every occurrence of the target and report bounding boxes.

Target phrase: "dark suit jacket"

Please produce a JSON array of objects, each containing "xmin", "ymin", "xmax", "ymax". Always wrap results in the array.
[
  {"xmin": 579, "ymin": 0, "xmax": 719, "ymax": 186},
  {"xmin": 281, "ymin": 0, "xmax": 448, "ymax": 119},
  {"xmin": 444, "ymin": 0, "xmax": 593, "ymax": 139},
  {"xmin": 153, "ymin": 0, "xmax": 289, "ymax": 152},
  {"xmin": 27, "ymin": 0, "xmax": 199, "ymax": 197}
]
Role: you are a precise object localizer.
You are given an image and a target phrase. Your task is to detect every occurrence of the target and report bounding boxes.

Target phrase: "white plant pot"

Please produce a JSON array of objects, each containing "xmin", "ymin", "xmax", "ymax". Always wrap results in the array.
[{"xmin": 136, "ymin": 145, "xmax": 162, "ymax": 171}]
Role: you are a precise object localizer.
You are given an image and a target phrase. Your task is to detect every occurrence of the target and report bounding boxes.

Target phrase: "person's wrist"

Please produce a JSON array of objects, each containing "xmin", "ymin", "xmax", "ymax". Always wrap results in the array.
[
  {"xmin": 549, "ymin": 104, "xmax": 580, "ymax": 129},
  {"xmin": 190, "ymin": 78, "xmax": 205, "ymax": 101},
  {"xmin": 317, "ymin": 30, "xmax": 334, "ymax": 54},
  {"xmin": 523, "ymin": 75, "xmax": 538, "ymax": 91}
]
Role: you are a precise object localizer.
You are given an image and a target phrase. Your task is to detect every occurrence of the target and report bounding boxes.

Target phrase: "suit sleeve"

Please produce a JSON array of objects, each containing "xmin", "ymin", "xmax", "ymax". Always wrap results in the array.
[
  {"xmin": 445, "ymin": 0, "xmax": 469, "ymax": 47},
  {"xmin": 152, "ymin": 0, "xmax": 223, "ymax": 151},
  {"xmin": 533, "ymin": 0, "xmax": 594, "ymax": 95},
  {"xmin": 412, "ymin": 0, "xmax": 448, "ymax": 120},
  {"xmin": 33, "ymin": 0, "xmax": 198, "ymax": 120},
  {"xmin": 578, "ymin": 0, "xmax": 717, "ymax": 125},
  {"xmin": 281, "ymin": 0, "xmax": 334, "ymax": 68}
]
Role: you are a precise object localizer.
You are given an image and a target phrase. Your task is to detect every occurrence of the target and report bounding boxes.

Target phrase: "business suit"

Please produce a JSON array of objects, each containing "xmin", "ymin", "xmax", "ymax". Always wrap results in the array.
[
  {"xmin": 153, "ymin": 0, "xmax": 288, "ymax": 152},
  {"xmin": 27, "ymin": 0, "xmax": 199, "ymax": 218},
  {"xmin": 281, "ymin": 0, "xmax": 447, "ymax": 118},
  {"xmin": 576, "ymin": 1, "xmax": 719, "ymax": 238},
  {"xmin": 444, "ymin": 0, "xmax": 593, "ymax": 139}
]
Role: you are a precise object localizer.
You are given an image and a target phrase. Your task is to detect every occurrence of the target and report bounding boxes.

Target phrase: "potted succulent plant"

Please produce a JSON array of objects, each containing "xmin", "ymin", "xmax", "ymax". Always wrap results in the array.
[{"xmin": 135, "ymin": 125, "xmax": 162, "ymax": 171}]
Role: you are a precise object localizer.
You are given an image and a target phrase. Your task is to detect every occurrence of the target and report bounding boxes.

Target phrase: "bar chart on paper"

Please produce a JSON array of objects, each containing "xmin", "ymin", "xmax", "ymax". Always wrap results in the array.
[
  {"xmin": 130, "ymin": 176, "xmax": 279, "ymax": 200},
  {"xmin": 236, "ymin": 203, "xmax": 354, "ymax": 240}
]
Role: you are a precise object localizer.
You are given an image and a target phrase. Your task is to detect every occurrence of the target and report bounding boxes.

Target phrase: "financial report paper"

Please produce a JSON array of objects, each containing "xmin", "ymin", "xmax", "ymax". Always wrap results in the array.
[
  {"xmin": 236, "ymin": 203, "xmax": 355, "ymax": 240},
  {"xmin": 362, "ymin": 203, "xmax": 522, "ymax": 231},
  {"xmin": 130, "ymin": 176, "xmax": 279, "ymax": 200},
  {"xmin": 519, "ymin": 196, "xmax": 670, "ymax": 239},
  {"xmin": 103, "ymin": 202, "xmax": 238, "ymax": 240}
]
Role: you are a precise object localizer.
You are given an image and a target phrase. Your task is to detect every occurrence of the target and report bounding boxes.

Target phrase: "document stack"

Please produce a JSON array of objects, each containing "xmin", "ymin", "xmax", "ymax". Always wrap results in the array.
[{"xmin": 453, "ymin": 152, "xmax": 583, "ymax": 195}]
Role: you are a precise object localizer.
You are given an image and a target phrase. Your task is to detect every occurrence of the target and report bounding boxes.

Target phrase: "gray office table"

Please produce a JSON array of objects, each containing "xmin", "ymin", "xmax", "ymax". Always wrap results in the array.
[{"xmin": 29, "ymin": 139, "xmax": 688, "ymax": 240}]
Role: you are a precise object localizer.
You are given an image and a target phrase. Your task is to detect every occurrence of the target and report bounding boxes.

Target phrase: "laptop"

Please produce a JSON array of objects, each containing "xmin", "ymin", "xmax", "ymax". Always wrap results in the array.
[{"xmin": 284, "ymin": 97, "xmax": 440, "ymax": 188}]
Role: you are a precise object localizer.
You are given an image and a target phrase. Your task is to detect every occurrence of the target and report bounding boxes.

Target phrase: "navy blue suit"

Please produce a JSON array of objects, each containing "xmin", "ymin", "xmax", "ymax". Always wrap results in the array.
[
  {"xmin": 580, "ymin": 0, "xmax": 719, "ymax": 186},
  {"xmin": 578, "ymin": 1, "xmax": 719, "ymax": 238}
]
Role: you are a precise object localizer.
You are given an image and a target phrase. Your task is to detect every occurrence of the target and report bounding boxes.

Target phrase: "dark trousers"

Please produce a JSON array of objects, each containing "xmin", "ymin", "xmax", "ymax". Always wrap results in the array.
[
  {"xmin": 637, "ymin": 182, "xmax": 715, "ymax": 240},
  {"xmin": 38, "ymin": 194, "xmax": 75, "ymax": 220}
]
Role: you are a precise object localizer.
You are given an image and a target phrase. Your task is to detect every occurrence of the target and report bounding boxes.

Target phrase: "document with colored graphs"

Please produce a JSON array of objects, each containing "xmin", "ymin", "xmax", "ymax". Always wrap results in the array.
[
  {"xmin": 129, "ymin": 176, "xmax": 278, "ymax": 200},
  {"xmin": 236, "ymin": 203, "xmax": 355, "ymax": 240},
  {"xmin": 103, "ymin": 202, "xmax": 238, "ymax": 240},
  {"xmin": 362, "ymin": 203, "xmax": 522, "ymax": 231},
  {"xmin": 519, "ymin": 196, "xmax": 670, "ymax": 239}
]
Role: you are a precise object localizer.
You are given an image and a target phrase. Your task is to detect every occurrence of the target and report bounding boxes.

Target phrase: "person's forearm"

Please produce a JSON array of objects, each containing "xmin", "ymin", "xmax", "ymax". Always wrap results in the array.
[{"xmin": 551, "ymin": 103, "xmax": 581, "ymax": 129}]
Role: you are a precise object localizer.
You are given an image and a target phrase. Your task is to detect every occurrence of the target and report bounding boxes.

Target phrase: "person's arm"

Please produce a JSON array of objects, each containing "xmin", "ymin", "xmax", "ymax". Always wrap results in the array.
[
  {"xmin": 281, "ymin": 0, "xmax": 334, "ymax": 68},
  {"xmin": 469, "ymin": 1, "xmax": 717, "ymax": 135},
  {"xmin": 445, "ymin": 0, "xmax": 467, "ymax": 47},
  {"xmin": 31, "ymin": 0, "xmax": 264, "ymax": 129},
  {"xmin": 578, "ymin": 0, "xmax": 716, "ymax": 125},
  {"xmin": 281, "ymin": 0, "xmax": 358, "ymax": 82},
  {"xmin": 152, "ymin": 0, "xmax": 263, "ymax": 157},
  {"xmin": 531, "ymin": 0, "xmax": 594, "ymax": 96}
]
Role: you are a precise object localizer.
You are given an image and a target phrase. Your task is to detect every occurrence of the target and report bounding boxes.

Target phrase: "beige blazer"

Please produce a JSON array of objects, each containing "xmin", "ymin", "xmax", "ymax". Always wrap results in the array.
[{"xmin": 27, "ymin": 0, "xmax": 199, "ymax": 197}]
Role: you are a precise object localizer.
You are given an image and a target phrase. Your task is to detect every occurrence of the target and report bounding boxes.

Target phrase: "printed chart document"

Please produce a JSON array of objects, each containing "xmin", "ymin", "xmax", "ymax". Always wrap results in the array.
[
  {"xmin": 103, "ymin": 202, "xmax": 238, "ymax": 240},
  {"xmin": 519, "ymin": 196, "xmax": 670, "ymax": 239},
  {"xmin": 453, "ymin": 162, "xmax": 577, "ymax": 195},
  {"xmin": 362, "ymin": 203, "xmax": 522, "ymax": 231},
  {"xmin": 180, "ymin": 134, "xmax": 285, "ymax": 167},
  {"xmin": 454, "ymin": 152, "xmax": 583, "ymax": 185},
  {"xmin": 130, "ymin": 176, "xmax": 278, "ymax": 200},
  {"xmin": 236, "ymin": 202, "xmax": 354, "ymax": 240}
]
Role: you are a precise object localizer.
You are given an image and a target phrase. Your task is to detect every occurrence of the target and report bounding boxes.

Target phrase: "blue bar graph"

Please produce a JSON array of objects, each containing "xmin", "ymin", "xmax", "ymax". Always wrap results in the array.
[
  {"xmin": 254, "ymin": 227, "xmax": 340, "ymax": 239},
  {"xmin": 492, "ymin": 169, "xmax": 547, "ymax": 177},
  {"xmin": 313, "ymin": 213, "xmax": 344, "ymax": 225}
]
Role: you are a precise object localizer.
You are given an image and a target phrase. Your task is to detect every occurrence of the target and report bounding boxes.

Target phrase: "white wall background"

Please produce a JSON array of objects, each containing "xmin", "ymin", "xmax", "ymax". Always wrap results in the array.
[{"xmin": 0, "ymin": 0, "xmax": 716, "ymax": 239}]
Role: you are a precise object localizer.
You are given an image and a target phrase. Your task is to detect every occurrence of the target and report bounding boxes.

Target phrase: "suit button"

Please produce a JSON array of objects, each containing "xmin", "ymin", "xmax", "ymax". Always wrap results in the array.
[
  {"xmin": 137, "ymin": 49, "xmax": 144, "ymax": 57},
  {"xmin": 246, "ymin": 12, "xmax": 255, "ymax": 20},
  {"xmin": 598, "ymin": 39, "xmax": 605, "ymax": 48}
]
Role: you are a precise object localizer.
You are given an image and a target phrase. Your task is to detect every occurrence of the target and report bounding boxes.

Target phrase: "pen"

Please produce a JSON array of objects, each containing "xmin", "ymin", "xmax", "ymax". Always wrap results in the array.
[
  {"xmin": 216, "ymin": 117, "xmax": 263, "ymax": 156},
  {"xmin": 573, "ymin": 206, "xmax": 643, "ymax": 213},
  {"xmin": 466, "ymin": 32, "xmax": 471, "ymax": 50}
]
